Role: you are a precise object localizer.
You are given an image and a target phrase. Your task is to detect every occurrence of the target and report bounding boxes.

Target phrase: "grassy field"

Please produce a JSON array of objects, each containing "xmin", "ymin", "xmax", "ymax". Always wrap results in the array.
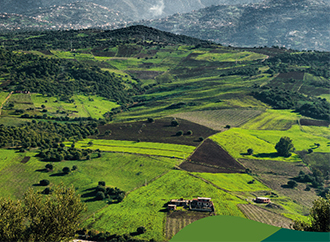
[
  {"xmin": 65, "ymin": 139, "xmax": 196, "ymax": 159},
  {"xmin": 194, "ymin": 51, "xmax": 266, "ymax": 62},
  {"xmin": 84, "ymin": 170, "xmax": 247, "ymax": 241},
  {"xmin": 194, "ymin": 173, "xmax": 270, "ymax": 192},
  {"xmin": 31, "ymin": 94, "xmax": 119, "ymax": 119},
  {"xmin": 240, "ymin": 109, "xmax": 299, "ymax": 130},
  {"xmin": 211, "ymin": 125, "xmax": 329, "ymax": 162},
  {"xmin": 172, "ymin": 109, "xmax": 264, "ymax": 130},
  {"xmin": 0, "ymin": 149, "xmax": 181, "ymax": 218}
]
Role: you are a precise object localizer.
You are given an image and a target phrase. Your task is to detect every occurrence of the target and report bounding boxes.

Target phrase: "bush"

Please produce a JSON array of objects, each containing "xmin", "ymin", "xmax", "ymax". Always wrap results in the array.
[
  {"xmin": 42, "ymin": 187, "xmax": 53, "ymax": 194},
  {"xmin": 72, "ymin": 165, "xmax": 77, "ymax": 171},
  {"xmin": 225, "ymin": 125, "xmax": 231, "ymax": 129},
  {"xmin": 287, "ymin": 180, "xmax": 298, "ymax": 188},
  {"xmin": 45, "ymin": 164, "xmax": 53, "ymax": 170},
  {"xmin": 95, "ymin": 191, "xmax": 105, "ymax": 200},
  {"xmin": 176, "ymin": 130, "xmax": 183, "ymax": 136},
  {"xmin": 98, "ymin": 181, "xmax": 106, "ymax": 186},
  {"xmin": 147, "ymin": 117, "xmax": 154, "ymax": 123},
  {"xmin": 186, "ymin": 130, "xmax": 193, "ymax": 135},
  {"xmin": 62, "ymin": 167, "xmax": 70, "ymax": 174},
  {"xmin": 198, "ymin": 137, "xmax": 204, "ymax": 142},
  {"xmin": 39, "ymin": 179, "xmax": 50, "ymax": 186},
  {"xmin": 171, "ymin": 120, "xmax": 179, "ymax": 127},
  {"xmin": 96, "ymin": 186, "xmax": 106, "ymax": 193},
  {"xmin": 247, "ymin": 148, "xmax": 253, "ymax": 155},
  {"xmin": 137, "ymin": 226, "xmax": 146, "ymax": 234}
]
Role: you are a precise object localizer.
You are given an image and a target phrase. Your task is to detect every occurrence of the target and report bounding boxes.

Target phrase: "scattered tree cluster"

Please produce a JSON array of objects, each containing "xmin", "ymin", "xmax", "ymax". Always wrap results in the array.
[
  {"xmin": 253, "ymin": 88, "xmax": 329, "ymax": 120},
  {"xmin": 0, "ymin": 121, "xmax": 97, "ymax": 149},
  {"xmin": 0, "ymin": 49, "xmax": 136, "ymax": 104},
  {"xmin": 95, "ymin": 181, "xmax": 125, "ymax": 202}
]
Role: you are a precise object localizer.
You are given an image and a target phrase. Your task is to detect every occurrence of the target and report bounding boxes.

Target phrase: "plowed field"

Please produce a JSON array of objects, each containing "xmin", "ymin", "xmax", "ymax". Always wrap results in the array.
[
  {"xmin": 188, "ymin": 139, "xmax": 245, "ymax": 172},
  {"xmin": 97, "ymin": 117, "xmax": 217, "ymax": 146},
  {"xmin": 238, "ymin": 204, "xmax": 292, "ymax": 229}
]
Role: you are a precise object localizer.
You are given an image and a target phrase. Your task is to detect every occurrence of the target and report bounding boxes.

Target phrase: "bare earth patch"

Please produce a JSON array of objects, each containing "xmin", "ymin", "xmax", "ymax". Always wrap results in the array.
[{"xmin": 188, "ymin": 139, "xmax": 246, "ymax": 172}]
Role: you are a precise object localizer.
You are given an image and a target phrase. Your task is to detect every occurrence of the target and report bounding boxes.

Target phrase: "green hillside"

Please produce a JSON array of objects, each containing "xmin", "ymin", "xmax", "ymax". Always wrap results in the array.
[{"xmin": 0, "ymin": 25, "xmax": 329, "ymax": 241}]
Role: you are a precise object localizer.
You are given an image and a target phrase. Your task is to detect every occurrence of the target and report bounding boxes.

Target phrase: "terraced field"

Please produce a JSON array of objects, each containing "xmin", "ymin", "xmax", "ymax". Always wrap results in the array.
[
  {"xmin": 67, "ymin": 139, "xmax": 196, "ymax": 159},
  {"xmin": 240, "ymin": 110, "xmax": 299, "ymax": 130},
  {"xmin": 173, "ymin": 109, "xmax": 264, "ymax": 130}
]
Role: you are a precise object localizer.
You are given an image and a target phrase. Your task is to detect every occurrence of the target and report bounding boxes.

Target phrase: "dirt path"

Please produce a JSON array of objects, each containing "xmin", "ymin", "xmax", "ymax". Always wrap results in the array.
[{"xmin": 0, "ymin": 91, "xmax": 13, "ymax": 116}]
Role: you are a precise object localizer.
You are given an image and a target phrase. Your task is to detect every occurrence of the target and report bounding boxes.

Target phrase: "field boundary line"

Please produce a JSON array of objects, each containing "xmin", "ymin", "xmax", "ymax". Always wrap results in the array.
[
  {"xmin": 126, "ymin": 170, "xmax": 171, "ymax": 195},
  {"xmin": 0, "ymin": 91, "xmax": 13, "ymax": 116}
]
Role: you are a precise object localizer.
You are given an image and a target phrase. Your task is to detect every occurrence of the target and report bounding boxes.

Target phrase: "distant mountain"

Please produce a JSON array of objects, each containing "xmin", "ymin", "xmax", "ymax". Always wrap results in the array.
[
  {"xmin": 0, "ymin": 2, "xmax": 130, "ymax": 30},
  {"xmin": 136, "ymin": 0, "xmax": 330, "ymax": 51},
  {"xmin": 0, "ymin": 0, "xmax": 263, "ymax": 20}
]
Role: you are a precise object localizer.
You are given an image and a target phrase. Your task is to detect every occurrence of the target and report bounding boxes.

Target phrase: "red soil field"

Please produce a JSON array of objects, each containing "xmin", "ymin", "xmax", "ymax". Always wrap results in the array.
[{"xmin": 188, "ymin": 139, "xmax": 246, "ymax": 172}]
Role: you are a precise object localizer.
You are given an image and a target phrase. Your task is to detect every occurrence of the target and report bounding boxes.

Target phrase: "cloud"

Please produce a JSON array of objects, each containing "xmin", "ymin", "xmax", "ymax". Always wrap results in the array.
[{"xmin": 149, "ymin": 0, "xmax": 165, "ymax": 17}]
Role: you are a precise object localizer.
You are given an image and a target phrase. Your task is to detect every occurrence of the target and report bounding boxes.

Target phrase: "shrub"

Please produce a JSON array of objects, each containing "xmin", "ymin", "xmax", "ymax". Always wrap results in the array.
[
  {"xmin": 198, "ymin": 137, "xmax": 204, "ymax": 142},
  {"xmin": 62, "ymin": 167, "xmax": 70, "ymax": 174},
  {"xmin": 45, "ymin": 164, "xmax": 53, "ymax": 170},
  {"xmin": 88, "ymin": 141, "xmax": 93, "ymax": 146},
  {"xmin": 176, "ymin": 130, "xmax": 183, "ymax": 136},
  {"xmin": 305, "ymin": 185, "xmax": 311, "ymax": 191},
  {"xmin": 287, "ymin": 180, "xmax": 298, "ymax": 188},
  {"xmin": 42, "ymin": 187, "xmax": 52, "ymax": 194},
  {"xmin": 225, "ymin": 125, "xmax": 231, "ymax": 129},
  {"xmin": 247, "ymin": 148, "xmax": 254, "ymax": 155},
  {"xmin": 96, "ymin": 186, "xmax": 106, "ymax": 193},
  {"xmin": 98, "ymin": 181, "xmax": 106, "ymax": 186},
  {"xmin": 308, "ymin": 148, "xmax": 313, "ymax": 154},
  {"xmin": 171, "ymin": 120, "xmax": 179, "ymax": 127},
  {"xmin": 72, "ymin": 165, "xmax": 78, "ymax": 171},
  {"xmin": 96, "ymin": 191, "xmax": 105, "ymax": 200},
  {"xmin": 147, "ymin": 117, "xmax": 154, "ymax": 123},
  {"xmin": 137, "ymin": 226, "xmax": 146, "ymax": 234},
  {"xmin": 186, "ymin": 130, "xmax": 193, "ymax": 135},
  {"xmin": 40, "ymin": 179, "xmax": 50, "ymax": 186}
]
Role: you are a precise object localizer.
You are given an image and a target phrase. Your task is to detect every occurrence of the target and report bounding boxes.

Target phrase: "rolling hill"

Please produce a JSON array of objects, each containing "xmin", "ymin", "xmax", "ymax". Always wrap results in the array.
[{"xmin": 0, "ymin": 25, "xmax": 329, "ymax": 241}]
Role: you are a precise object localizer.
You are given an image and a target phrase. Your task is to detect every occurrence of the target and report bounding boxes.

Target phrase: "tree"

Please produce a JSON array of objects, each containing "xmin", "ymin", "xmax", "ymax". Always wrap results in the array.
[
  {"xmin": 247, "ymin": 148, "xmax": 253, "ymax": 155},
  {"xmin": 176, "ymin": 130, "xmax": 183, "ymax": 136},
  {"xmin": 62, "ymin": 167, "xmax": 70, "ymax": 174},
  {"xmin": 0, "ymin": 184, "xmax": 86, "ymax": 241},
  {"xmin": 293, "ymin": 194, "xmax": 330, "ymax": 232},
  {"xmin": 275, "ymin": 136, "xmax": 294, "ymax": 157},
  {"xmin": 39, "ymin": 179, "xmax": 50, "ymax": 186}
]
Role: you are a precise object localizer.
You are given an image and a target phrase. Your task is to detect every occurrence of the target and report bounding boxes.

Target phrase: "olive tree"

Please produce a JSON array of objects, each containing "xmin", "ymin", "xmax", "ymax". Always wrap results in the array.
[
  {"xmin": 293, "ymin": 194, "xmax": 330, "ymax": 232},
  {"xmin": 0, "ymin": 184, "xmax": 86, "ymax": 241},
  {"xmin": 275, "ymin": 136, "xmax": 294, "ymax": 157}
]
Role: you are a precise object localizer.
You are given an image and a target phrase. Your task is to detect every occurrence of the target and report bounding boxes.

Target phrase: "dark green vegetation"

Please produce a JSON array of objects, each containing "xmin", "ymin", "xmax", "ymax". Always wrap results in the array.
[
  {"xmin": 293, "ymin": 194, "xmax": 330, "ymax": 232},
  {"xmin": 0, "ymin": 185, "xmax": 86, "ymax": 242},
  {"xmin": 139, "ymin": 0, "xmax": 330, "ymax": 51},
  {"xmin": 0, "ymin": 25, "xmax": 329, "ymax": 241}
]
